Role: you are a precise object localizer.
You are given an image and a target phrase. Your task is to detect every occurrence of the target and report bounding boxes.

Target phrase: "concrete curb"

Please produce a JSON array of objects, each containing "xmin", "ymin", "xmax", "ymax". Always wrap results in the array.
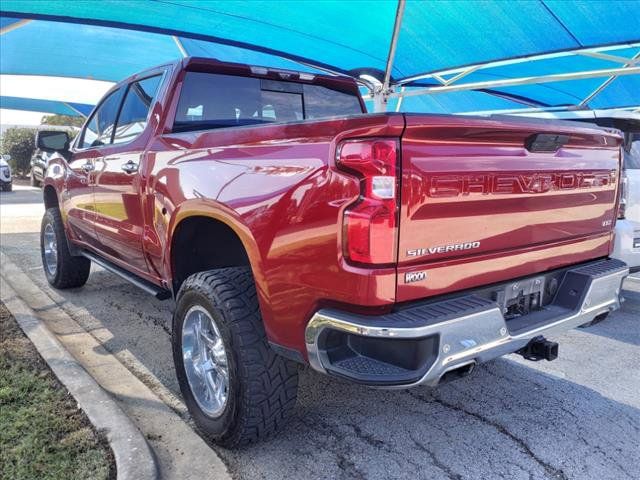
[
  {"xmin": 1, "ymin": 279, "xmax": 159, "ymax": 480},
  {"xmin": 0, "ymin": 251, "xmax": 231, "ymax": 479}
]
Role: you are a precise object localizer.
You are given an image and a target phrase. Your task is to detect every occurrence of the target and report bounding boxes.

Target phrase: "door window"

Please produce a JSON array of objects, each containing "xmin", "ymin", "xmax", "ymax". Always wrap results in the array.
[
  {"xmin": 113, "ymin": 75, "xmax": 163, "ymax": 145},
  {"xmin": 79, "ymin": 88, "xmax": 125, "ymax": 149}
]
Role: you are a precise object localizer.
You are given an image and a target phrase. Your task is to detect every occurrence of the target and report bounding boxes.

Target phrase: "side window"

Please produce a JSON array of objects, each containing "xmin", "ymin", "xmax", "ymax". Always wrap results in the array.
[
  {"xmin": 113, "ymin": 75, "xmax": 162, "ymax": 145},
  {"xmin": 303, "ymin": 84, "xmax": 364, "ymax": 119},
  {"xmin": 79, "ymin": 88, "xmax": 124, "ymax": 149}
]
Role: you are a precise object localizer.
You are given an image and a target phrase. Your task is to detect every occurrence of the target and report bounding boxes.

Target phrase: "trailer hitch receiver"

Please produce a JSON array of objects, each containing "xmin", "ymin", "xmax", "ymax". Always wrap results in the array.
[{"xmin": 517, "ymin": 336, "xmax": 558, "ymax": 362}]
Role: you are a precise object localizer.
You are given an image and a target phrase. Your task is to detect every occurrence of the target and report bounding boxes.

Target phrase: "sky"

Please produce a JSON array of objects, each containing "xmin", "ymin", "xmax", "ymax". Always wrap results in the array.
[
  {"xmin": 0, "ymin": 109, "xmax": 44, "ymax": 126},
  {"xmin": 0, "ymin": 75, "xmax": 113, "ymax": 126}
]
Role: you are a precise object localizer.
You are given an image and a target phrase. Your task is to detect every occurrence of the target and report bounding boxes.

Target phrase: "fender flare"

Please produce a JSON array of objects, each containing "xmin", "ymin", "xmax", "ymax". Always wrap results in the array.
[
  {"xmin": 165, "ymin": 199, "xmax": 268, "ymax": 297},
  {"xmin": 42, "ymin": 155, "xmax": 68, "ymax": 208}
]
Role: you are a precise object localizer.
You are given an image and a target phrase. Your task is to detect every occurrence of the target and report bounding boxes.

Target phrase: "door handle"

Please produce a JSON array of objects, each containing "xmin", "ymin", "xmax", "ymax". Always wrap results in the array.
[
  {"xmin": 121, "ymin": 160, "xmax": 139, "ymax": 174},
  {"xmin": 81, "ymin": 162, "xmax": 94, "ymax": 173}
]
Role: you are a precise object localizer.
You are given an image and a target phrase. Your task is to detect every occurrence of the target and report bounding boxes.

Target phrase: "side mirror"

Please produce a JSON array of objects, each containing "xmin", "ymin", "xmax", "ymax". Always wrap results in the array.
[{"xmin": 36, "ymin": 131, "xmax": 70, "ymax": 152}]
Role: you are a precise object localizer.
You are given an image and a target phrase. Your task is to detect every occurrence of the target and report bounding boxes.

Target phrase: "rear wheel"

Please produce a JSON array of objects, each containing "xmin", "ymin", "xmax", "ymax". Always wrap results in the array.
[
  {"xmin": 40, "ymin": 208, "xmax": 91, "ymax": 289},
  {"xmin": 173, "ymin": 267, "xmax": 299, "ymax": 447}
]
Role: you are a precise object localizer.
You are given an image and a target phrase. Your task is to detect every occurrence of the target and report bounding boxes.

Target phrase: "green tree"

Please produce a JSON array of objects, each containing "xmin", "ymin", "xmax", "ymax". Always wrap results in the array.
[
  {"xmin": 41, "ymin": 114, "xmax": 84, "ymax": 128},
  {"xmin": 0, "ymin": 127, "xmax": 36, "ymax": 176}
]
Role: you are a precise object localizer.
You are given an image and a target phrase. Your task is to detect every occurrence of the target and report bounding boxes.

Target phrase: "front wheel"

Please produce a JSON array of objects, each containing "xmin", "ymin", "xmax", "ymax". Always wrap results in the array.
[
  {"xmin": 40, "ymin": 208, "xmax": 91, "ymax": 289},
  {"xmin": 173, "ymin": 267, "xmax": 299, "ymax": 447}
]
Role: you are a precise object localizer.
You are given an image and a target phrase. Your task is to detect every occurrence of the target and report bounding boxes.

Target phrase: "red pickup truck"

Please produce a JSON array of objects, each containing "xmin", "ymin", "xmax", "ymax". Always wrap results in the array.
[{"xmin": 38, "ymin": 57, "xmax": 628, "ymax": 446}]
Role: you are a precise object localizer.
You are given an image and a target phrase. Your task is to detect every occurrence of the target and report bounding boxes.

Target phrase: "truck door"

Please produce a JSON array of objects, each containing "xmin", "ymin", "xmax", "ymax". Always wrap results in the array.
[
  {"xmin": 65, "ymin": 87, "xmax": 125, "ymax": 249},
  {"xmin": 93, "ymin": 74, "xmax": 163, "ymax": 275}
]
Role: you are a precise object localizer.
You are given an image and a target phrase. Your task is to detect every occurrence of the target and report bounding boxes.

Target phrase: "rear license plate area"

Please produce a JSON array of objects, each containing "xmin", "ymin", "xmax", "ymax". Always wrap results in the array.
[{"xmin": 494, "ymin": 276, "xmax": 545, "ymax": 319}]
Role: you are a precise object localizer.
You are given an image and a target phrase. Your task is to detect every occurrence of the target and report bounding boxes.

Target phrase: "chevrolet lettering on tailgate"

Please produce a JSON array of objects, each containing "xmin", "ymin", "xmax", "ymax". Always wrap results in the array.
[{"xmin": 427, "ymin": 171, "xmax": 615, "ymax": 197}]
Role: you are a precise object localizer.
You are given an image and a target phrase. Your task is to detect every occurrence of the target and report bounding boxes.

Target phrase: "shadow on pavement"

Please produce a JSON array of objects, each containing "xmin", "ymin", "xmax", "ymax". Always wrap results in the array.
[
  {"xmin": 577, "ymin": 293, "xmax": 640, "ymax": 347},
  {"xmin": 223, "ymin": 359, "xmax": 640, "ymax": 480}
]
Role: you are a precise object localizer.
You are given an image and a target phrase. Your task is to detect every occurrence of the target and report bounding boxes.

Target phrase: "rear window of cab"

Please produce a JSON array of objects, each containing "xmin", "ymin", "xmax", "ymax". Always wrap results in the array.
[{"xmin": 173, "ymin": 71, "xmax": 363, "ymax": 132}]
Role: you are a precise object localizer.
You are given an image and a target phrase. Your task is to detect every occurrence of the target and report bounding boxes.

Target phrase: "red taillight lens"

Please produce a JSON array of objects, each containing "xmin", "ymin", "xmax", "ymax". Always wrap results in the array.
[
  {"xmin": 618, "ymin": 173, "xmax": 628, "ymax": 220},
  {"xmin": 337, "ymin": 139, "xmax": 398, "ymax": 265}
]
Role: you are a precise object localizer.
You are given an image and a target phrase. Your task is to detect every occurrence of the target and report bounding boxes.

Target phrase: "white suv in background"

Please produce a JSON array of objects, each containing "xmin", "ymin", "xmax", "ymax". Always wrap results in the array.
[
  {"xmin": 615, "ymin": 131, "xmax": 640, "ymax": 272},
  {"xmin": 0, "ymin": 154, "xmax": 12, "ymax": 192}
]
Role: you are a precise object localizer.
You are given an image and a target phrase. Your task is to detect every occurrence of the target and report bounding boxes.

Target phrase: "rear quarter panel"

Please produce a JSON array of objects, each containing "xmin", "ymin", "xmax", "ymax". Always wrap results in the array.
[{"xmin": 145, "ymin": 114, "xmax": 404, "ymax": 351}]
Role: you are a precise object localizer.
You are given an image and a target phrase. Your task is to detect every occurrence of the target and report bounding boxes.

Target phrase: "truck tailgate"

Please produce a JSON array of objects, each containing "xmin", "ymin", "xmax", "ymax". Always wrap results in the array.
[{"xmin": 397, "ymin": 114, "xmax": 622, "ymax": 303}]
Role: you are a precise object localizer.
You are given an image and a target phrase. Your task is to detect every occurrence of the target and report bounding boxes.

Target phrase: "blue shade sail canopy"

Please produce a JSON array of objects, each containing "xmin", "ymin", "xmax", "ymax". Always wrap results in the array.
[
  {"xmin": 0, "ymin": 19, "xmax": 321, "ymax": 82},
  {"xmin": 0, "ymin": 22, "xmax": 182, "ymax": 81},
  {"xmin": 1, "ymin": 0, "xmax": 639, "ymax": 115},
  {"xmin": 397, "ymin": 45, "xmax": 640, "ymax": 111},
  {"xmin": 2, "ymin": 0, "xmax": 639, "ymax": 81},
  {"xmin": 1, "ymin": 96, "xmax": 94, "ymax": 116}
]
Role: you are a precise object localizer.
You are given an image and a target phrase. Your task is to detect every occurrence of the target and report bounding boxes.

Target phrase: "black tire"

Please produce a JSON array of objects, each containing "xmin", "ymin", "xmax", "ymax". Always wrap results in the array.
[
  {"xmin": 30, "ymin": 171, "xmax": 40, "ymax": 188},
  {"xmin": 173, "ymin": 267, "xmax": 299, "ymax": 447},
  {"xmin": 1, "ymin": 183, "xmax": 11, "ymax": 192},
  {"xmin": 40, "ymin": 208, "xmax": 91, "ymax": 289}
]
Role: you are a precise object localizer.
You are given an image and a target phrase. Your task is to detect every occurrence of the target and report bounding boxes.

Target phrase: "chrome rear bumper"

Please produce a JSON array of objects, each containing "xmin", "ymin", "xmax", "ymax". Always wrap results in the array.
[{"xmin": 305, "ymin": 258, "xmax": 628, "ymax": 388}]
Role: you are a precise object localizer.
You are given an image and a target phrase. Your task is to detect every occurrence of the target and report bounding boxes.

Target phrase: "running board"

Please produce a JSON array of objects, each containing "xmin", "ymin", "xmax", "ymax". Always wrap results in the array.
[{"xmin": 80, "ymin": 250, "xmax": 172, "ymax": 300}]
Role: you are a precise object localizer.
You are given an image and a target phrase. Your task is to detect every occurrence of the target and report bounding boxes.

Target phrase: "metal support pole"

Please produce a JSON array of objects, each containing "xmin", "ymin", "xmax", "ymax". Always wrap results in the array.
[
  {"xmin": 372, "ymin": 91, "xmax": 387, "ymax": 112},
  {"xmin": 374, "ymin": 0, "xmax": 406, "ymax": 112},
  {"xmin": 0, "ymin": 19, "xmax": 32, "ymax": 35},
  {"xmin": 395, "ymin": 86, "xmax": 406, "ymax": 112},
  {"xmin": 579, "ymin": 51, "xmax": 640, "ymax": 107},
  {"xmin": 172, "ymin": 36, "xmax": 188, "ymax": 58},
  {"xmin": 393, "ymin": 66, "xmax": 640, "ymax": 99},
  {"xmin": 397, "ymin": 42, "xmax": 640, "ymax": 87},
  {"xmin": 62, "ymin": 102, "xmax": 88, "ymax": 118}
]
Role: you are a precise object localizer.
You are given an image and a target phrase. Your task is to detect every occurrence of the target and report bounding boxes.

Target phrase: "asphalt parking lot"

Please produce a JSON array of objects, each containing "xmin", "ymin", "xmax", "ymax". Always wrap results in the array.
[{"xmin": 1, "ymin": 183, "xmax": 639, "ymax": 480}]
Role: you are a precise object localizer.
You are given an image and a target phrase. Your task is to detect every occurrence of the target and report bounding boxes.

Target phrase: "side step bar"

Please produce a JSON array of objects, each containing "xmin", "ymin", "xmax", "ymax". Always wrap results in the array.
[{"xmin": 80, "ymin": 250, "xmax": 172, "ymax": 300}]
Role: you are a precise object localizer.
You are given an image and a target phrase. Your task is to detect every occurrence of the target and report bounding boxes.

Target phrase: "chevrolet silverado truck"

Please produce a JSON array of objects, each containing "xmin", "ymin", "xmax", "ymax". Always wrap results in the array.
[{"xmin": 38, "ymin": 57, "xmax": 629, "ymax": 446}]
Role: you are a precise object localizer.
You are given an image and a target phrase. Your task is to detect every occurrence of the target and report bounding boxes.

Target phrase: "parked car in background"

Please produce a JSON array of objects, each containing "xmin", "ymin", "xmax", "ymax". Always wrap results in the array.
[
  {"xmin": 0, "ymin": 154, "xmax": 12, "ymax": 191},
  {"xmin": 30, "ymin": 148, "xmax": 50, "ymax": 187},
  {"xmin": 31, "ymin": 130, "xmax": 73, "ymax": 187},
  {"xmin": 36, "ymin": 58, "xmax": 629, "ymax": 446}
]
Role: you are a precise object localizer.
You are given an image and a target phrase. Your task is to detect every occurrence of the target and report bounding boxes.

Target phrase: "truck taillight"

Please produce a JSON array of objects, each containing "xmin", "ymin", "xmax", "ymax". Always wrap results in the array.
[
  {"xmin": 337, "ymin": 139, "xmax": 399, "ymax": 265},
  {"xmin": 618, "ymin": 173, "xmax": 628, "ymax": 219}
]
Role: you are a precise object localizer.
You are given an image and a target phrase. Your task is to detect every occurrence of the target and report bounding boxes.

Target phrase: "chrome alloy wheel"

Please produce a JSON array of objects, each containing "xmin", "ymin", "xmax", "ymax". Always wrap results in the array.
[
  {"xmin": 43, "ymin": 222, "xmax": 58, "ymax": 276},
  {"xmin": 182, "ymin": 305, "xmax": 230, "ymax": 418}
]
